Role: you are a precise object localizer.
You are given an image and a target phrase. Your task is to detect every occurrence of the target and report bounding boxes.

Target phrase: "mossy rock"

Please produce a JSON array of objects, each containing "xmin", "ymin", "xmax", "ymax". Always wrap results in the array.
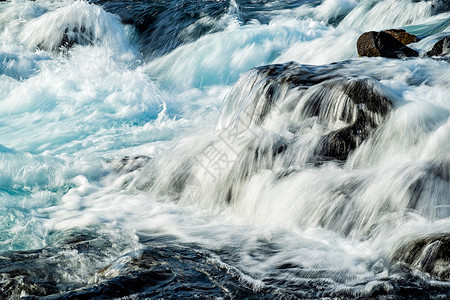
[{"xmin": 382, "ymin": 29, "xmax": 420, "ymax": 45}]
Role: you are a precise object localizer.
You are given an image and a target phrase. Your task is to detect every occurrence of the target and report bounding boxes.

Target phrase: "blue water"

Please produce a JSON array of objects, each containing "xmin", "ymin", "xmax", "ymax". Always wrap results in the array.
[{"xmin": 0, "ymin": 0, "xmax": 449, "ymax": 298}]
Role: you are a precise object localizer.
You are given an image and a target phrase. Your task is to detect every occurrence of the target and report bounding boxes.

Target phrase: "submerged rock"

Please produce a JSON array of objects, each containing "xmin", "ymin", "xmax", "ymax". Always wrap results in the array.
[
  {"xmin": 108, "ymin": 155, "xmax": 151, "ymax": 173},
  {"xmin": 393, "ymin": 235, "xmax": 450, "ymax": 280},
  {"xmin": 28, "ymin": 26, "xmax": 96, "ymax": 51},
  {"xmin": 314, "ymin": 77, "xmax": 393, "ymax": 161},
  {"xmin": 20, "ymin": 1, "xmax": 126, "ymax": 53},
  {"xmin": 133, "ymin": 62, "xmax": 397, "ymax": 207},
  {"xmin": 58, "ymin": 26, "xmax": 94, "ymax": 50},
  {"xmin": 427, "ymin": 36, "xmax": 450, "ymax": 57},
  {"xmin": 321, "ymin": 110, "xmax": 375, "ymax": 161},
  {"xmin": 357, "ymin": 31, "xmax": 419, "ymax": 58},
  {"xmin": 431, "ymin": 0, "xmax": 450, "ymax": 14},
  {"xmin": 220, "ymin": 62, "xmax": 395, "ymax": 162}
]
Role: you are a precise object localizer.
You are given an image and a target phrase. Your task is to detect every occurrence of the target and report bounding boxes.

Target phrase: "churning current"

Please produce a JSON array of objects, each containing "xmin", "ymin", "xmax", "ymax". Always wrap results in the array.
[{"xmin": 0, "ymin": 0, "xmax": 449, "ymax": 299}]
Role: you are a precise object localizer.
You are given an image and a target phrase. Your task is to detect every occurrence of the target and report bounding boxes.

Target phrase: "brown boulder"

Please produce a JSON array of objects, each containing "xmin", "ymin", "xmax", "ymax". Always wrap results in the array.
[
  {"xmin": 382, "ymin": 29, "xmax": 420, "ymax": 45},
  {"xmin": 357, "ymin": 31, "xmax": 419, "ymax": 58}
]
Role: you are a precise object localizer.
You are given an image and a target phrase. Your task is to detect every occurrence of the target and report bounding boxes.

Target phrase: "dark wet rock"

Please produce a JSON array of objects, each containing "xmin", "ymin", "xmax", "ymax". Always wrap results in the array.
[
  {"xmin": 0, "ymin": 229, "xmax": 112, "ymax": 299},
  {"xmin": 382, "ymin": 29, "xmax": 420, "ymax": 45},
  {"xmin": 106, "ymin": 155, "xmax": 152, "ymax": 188},
  {"xmin": 393, "ymin": 234, "xmax": 450, "ymax": 280},
  {"xmin": 0, "ymin": 231, "xmax": 262, "ymax": 299},
  {"xmin": 223, "ymin": 135, "xmax": 289, "ymax": 204},
  {"xmin": 221, "ymin": 62, "xmax": 395, "ymax": 162},
  {"xmin": 138, "ymin": 62, "xmax": 397, "ymax": 204},
  {"xmin": 320, "ymin": 110, "xmax": 373, "ymax": 161},
  {"xmin": 285, "ymin": 74, "xmax": 394, "ymax": 161},
  {"xmin": 316, "ymin": 77, "xmax": 393, "ymax": 161},
  {"xmin": 357, "ymin": 31, "xmax": 419, "ymax": 58},
  {"xmin": 427, "ymin": 36, "xmax": 450, "ymax": 57},
  {"xmin": 255, "ymin": 62, "xmax": 339, "ymax": 87},
  {"xmin": 75, "ymin": 241, "xmax": 262, "ymax": 299},
  {"xmin": 219, "ymin": 62, "xmax": 349, "ymax": 130}
]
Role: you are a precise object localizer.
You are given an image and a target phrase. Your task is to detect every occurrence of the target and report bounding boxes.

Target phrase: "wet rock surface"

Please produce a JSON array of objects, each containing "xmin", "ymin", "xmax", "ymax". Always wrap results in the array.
[
  {"xmin": 427, "ymin": 36, "xmax": 450, "ymax": 57},
  {"xmin": 393, "ymin": 235, "xmax": 450, "ymax": 280},
  {"xmin": 357, "ymin": 31, "xmax": 419, "ymax": 58},
  {"xmin": 382, "ymin": 29, "xmax": 420, "ymax": 45},
  {"xmin": 223, "ymin": 62, "xmax": 394, "ymax": 162},
  {"xmin": 311, "ymin": 77, "xmax": 393, "ymax": 161}
]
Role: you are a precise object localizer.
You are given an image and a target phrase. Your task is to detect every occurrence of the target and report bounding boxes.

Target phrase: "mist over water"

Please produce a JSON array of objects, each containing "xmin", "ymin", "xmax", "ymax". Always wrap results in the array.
[{"xmin": 0, "ymin": 0, "xmax": 449, "ymax": 298}]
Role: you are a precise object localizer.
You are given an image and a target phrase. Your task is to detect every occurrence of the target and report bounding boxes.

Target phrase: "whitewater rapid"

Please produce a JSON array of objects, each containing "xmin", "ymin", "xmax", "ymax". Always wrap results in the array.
[{"xmin": 0, "ymin": 0, "xmax": 449, "ymax": 298}]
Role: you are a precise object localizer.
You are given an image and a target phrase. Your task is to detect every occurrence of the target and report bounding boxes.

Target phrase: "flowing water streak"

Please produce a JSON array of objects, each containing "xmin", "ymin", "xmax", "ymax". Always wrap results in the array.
[{"xmin": 0, "ymin": 0, "xmax": 449, "ymax": 298}]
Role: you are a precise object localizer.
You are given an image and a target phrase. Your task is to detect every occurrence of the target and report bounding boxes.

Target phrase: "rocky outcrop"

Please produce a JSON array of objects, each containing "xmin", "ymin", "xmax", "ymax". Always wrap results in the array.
[
  {"xmin": 357, "ymin": 31, "xmax": 419, "ymax": 58},
  {"xmin": 316, "ymin": 77, "xmax": 394, "ymax": 161},
  {"xmin": 427, "ymin": 36, "xmax": 450, "ymax": 57},
  {"xmin": 393, "ymin": 235, "xmax": 450, "ymax": 280},
  {"xmin": 321, "ymin": 110, "xmax": 377, "ymax": 161},
  {"xmin": 219, "ymin": 62, "xmax": 395, "ymax": 162},
  {"xmin": 356, "ymin": 29, "xmax": 450, "ymax": 59}
]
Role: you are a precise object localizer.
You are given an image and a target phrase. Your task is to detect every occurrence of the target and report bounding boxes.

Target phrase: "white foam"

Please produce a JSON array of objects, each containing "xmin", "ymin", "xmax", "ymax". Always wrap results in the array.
[
  {"xmin": 0, "ymin": 0, "xmax": 449, "ymax": 292},
  {"xmin": 339, "ymin": 0, "xmax": 436, "ymax": 31},
  {"xmin": 275, "ymin": 27, "xmax": 360, "ymax": 64},
  {"xmin": 144, "ymin": 18, "xmax": 327, "ymax": 89},
  {"xmin": 314, "ymin": 0, "xmax": 358, "ymax": 23},
  {"xmin": 20, "ymin": 1, "xmax": 128, "ymax": 53},
  {"xmin": 128, "ymin": 56, "xmax": 450, "ymax": 260}
]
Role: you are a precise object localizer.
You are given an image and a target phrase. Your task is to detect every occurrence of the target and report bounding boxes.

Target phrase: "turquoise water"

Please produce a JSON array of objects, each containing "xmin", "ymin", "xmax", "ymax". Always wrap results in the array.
[{"xmin": 0, "ymin": 0, "xmax": 449, "ymax": 298}]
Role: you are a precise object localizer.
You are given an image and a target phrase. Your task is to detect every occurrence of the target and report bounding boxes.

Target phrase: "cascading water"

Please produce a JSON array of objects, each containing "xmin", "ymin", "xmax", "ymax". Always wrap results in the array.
[{"xmin": 0, "ymin": 0, "xmax": 449, "ymax": 298}]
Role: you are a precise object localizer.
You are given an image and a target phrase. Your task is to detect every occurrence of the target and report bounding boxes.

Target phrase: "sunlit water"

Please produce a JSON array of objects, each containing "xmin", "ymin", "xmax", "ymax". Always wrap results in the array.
[{"xmin": 0, "ymin": 0, "xmax": 449, "ymax": 298}]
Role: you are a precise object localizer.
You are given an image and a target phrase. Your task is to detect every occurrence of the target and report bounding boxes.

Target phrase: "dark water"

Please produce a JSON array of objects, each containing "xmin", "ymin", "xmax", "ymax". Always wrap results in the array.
[
  {"xmin": 90, "ymin": 0, "xmax": 322, "ymax": 56},
  {"xmin": 2, "ymin": 231, "xmax": 449, "ymax": 299}
]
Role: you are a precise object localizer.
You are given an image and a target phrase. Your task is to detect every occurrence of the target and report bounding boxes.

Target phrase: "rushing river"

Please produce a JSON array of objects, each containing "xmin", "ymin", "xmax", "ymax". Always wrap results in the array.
[{"xmin": 0, "ymin": 0, "xmax": 449, "ymax": 298}]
